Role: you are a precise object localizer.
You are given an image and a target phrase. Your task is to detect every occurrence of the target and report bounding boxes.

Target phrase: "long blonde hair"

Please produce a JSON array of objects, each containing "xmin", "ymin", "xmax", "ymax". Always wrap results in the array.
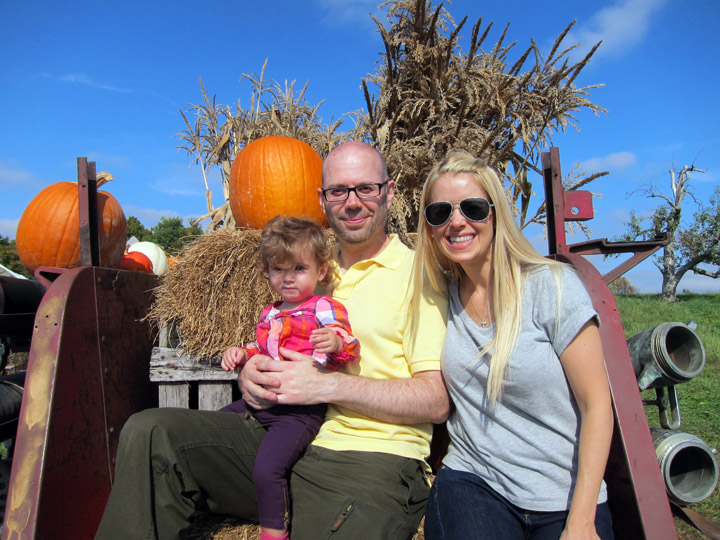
[{"xmin": 412, "ymin": 150, "xmax": 564, "ymax": 404}]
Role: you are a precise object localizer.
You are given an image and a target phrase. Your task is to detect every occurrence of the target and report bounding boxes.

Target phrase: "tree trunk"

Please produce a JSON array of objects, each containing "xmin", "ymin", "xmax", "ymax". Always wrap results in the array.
[
  {"xmin": 661, "ymin": 242, "xmax": 679, "ymax": 301},
  {"xmin": 661, "ymin": 272, "xmax": 679, "ymax": 302}
]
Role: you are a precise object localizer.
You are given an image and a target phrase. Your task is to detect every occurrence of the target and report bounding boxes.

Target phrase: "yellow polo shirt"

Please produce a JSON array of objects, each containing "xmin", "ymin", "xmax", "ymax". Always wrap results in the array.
[{"xmin": 312, "ymin": 235, "xmax": 448, "ymax": 463}]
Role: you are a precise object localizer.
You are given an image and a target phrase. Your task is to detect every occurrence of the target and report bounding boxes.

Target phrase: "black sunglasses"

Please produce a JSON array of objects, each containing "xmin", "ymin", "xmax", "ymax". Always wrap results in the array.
[{"xmin": 424, "ymin": 198, "xmax": 494, "ymax": 227}]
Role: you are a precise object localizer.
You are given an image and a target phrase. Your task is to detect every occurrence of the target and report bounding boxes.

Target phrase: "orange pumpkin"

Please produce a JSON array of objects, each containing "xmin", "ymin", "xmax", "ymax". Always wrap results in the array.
[
  {"xmin": 16, "ymin": 178, "xmax": 127, "ymax": 273},
  {"xmin": 118, "ymin": 251, "xmax": 153, "ymax": 273},
  {"xmin": 229, "ymin": 135, "xmax": 326, "ymax": 228}
]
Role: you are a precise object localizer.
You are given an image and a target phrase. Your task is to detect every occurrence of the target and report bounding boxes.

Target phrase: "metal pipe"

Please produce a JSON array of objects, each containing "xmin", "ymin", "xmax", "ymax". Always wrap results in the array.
[
  {"xmin": 627, "ymin": 323, "xmax": 705, "ymax": 390},
  {"xmin": 651, "ymin": 429, "xmax": 719, "ymax": 505}
]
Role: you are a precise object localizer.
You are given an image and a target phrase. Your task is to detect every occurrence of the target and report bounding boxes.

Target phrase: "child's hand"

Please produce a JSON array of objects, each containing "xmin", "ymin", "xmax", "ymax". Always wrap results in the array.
[
  {"xmin": 221, "ymin": 346, "xmax": 247, "ymax": 371},
  {"xmin": 310, "ymin": 327, "xmax": 342, "ymax": 354}
]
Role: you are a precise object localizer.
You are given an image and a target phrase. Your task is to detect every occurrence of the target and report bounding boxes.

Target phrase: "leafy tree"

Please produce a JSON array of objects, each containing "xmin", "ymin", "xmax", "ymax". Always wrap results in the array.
[
  {"xmin": 127, "ymin": 216, "xmax": 151, "ymax": 241},
  {"xmin": 618, "ymin": 164, "xmax": 719, "ymax": 302},
  {"xmin": 0, "ymin": 236, "xmax": 31, "ymax": 278},
  {"xmin": 148, "ymin": 217, "xmax": 202, "ymax": 256},
  {"xmin": 608, "ymin": 276, "xmax": 638, "ymax": 295}
]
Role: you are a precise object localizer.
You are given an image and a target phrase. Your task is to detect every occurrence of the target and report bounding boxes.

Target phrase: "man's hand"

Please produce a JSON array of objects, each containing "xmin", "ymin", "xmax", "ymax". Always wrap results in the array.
[
  {"xmin": 309, "ymin": 327, "xmax": 343, "ymax": 355},
  {"xmin": 255, "ymin": 348, "xmax": 329, "ymax": 406},
  {"xmin": 238, "ymin": 354, "xmax": 282, "ymax": 409}
]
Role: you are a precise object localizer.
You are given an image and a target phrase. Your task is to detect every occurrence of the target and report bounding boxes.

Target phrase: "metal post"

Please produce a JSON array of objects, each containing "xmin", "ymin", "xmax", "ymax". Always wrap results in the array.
[{"xmin": 77, "ymin": 157, "xmax": 100, "ymax": 267}]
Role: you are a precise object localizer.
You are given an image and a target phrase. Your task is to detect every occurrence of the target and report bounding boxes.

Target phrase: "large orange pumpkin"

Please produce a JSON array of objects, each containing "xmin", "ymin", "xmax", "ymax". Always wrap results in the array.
[
  {"xmin": 229, "ymin": 135, "xmax": 326, "ymax": 228},
  {"xmin": 16, "ymin": 179, "xmax": 127, "ymax": 273}
]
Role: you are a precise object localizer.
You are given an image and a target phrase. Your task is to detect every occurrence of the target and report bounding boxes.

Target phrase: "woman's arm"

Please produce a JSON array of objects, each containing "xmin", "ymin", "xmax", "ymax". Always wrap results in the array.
[{"xmin": 559, "ymin": 320, "xmax": 614, "ymax": 540}]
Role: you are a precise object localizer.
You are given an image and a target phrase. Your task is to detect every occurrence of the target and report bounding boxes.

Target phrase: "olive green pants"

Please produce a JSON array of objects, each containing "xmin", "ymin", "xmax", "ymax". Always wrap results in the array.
[{"xmin": 94, "ymin": 408, "xmax": 430, "ymax": 540}]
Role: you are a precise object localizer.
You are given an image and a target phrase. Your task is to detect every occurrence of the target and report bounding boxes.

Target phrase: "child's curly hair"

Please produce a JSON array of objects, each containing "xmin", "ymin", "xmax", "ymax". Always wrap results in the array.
[{"xmin": 258, "ymin": 216, "xmax": 332, "ymax": 284}]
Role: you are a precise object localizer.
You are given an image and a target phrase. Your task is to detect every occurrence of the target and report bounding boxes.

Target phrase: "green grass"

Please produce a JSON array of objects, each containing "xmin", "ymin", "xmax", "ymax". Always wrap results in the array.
[{"xmin": 615, "ymin": 293, "xmax": 720, "ymax": 539}]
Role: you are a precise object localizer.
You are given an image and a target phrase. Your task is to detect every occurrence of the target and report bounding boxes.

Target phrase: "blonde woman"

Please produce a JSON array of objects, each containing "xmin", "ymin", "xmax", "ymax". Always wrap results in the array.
[{"xmin": 414, "ymin": 150, "xmax": 614, "ymax": 540}]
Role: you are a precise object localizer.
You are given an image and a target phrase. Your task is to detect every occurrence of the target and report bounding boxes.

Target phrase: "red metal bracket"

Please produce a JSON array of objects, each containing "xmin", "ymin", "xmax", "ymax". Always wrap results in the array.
[{"xmin": 543, "ymin": 148, "xmax": 677, "ymax": 539}]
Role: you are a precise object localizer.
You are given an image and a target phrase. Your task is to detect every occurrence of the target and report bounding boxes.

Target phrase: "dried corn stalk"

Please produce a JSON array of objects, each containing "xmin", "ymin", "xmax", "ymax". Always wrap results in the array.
[
  {"xmin": 364, "ymin": 0, "xmax": 608, "ymax": 234},
  {"xmin": 177, "ymin": 61, "xmax": 364, "ymax": 232}
]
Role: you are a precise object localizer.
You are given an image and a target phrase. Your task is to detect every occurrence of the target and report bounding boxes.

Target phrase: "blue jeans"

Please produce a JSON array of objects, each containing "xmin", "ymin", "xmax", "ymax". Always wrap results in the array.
[{"xmin": 425, "ymin": 466, "xmax": 614, "ymax": 540}]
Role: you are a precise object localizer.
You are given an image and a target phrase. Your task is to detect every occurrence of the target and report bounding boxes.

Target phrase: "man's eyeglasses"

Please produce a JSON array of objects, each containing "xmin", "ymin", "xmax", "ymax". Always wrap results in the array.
[
  {"xmin": 321, "ymin": 181, "xmax": 388, "ymax": 202},
  {"xmin": 424, "ymin": 198, "xmax": 494, "ymax": 227}
]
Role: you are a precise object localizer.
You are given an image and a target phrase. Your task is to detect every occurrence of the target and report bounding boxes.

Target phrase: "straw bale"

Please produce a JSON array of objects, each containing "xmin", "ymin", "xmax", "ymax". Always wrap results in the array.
[
  {"xmin": 147, "ymin": 228, "xmax": 276, "ymax": 362},
  {"xmin": 180, "ymin": 514, "xmax": 427, "ymax": 539}
]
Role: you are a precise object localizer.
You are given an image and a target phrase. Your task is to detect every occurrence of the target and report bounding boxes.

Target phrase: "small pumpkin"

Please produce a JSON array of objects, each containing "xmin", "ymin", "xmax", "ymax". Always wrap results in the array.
[
  {"xmin": 128, "ymin": 241, "xmax": 168, "ymax": 276},
  {"xmin": 229, "ymin": 135, "xmax": 326, "ymax": 229},
  {"xmin": 16, "ymin": 173, "xmax": 126, "ymax": 274},
  {"xmin": 118, "ymin": 251, "xmax": 153, "ymax": 273}
]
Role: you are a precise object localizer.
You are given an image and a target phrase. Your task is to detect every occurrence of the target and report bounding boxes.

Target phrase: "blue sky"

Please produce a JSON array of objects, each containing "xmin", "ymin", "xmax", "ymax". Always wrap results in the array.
[{"xmin": 1, "ymin": 0, "xmax": 718, "ymax": 292}]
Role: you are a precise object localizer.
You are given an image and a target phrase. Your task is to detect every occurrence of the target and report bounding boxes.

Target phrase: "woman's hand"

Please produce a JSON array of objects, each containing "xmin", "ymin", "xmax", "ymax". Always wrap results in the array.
[{"xmin": 559, "ymin": 514, "xmax": 600, "ymax": 540}]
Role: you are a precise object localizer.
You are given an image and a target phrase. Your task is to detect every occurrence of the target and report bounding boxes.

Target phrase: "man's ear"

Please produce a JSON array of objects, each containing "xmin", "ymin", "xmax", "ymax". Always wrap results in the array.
[
  {"xmin": 318, "ymin": 188, "xmax": 327, "ymax": 214},
  {"xmin": 385, "ymin": 179, "xmax": 396, "ymax": 208}
]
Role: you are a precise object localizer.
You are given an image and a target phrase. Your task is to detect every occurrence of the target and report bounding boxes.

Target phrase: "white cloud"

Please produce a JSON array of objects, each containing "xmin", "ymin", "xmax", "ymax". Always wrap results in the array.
[
  {"xmin": 315, "ymin": 0, "xmax": 386, "ymax": 27},
  {"xmin": 0, "ymin": 160, "xmax": 37, "ymax": 187},
  {"xmin": 581, "ymin": 151, "xmax": 636, "ymax": 173},
  {"xmin": 565, "ymin": 0, "xmax": 668, "ymax": 62},
  {"xmin": 39, "ymin": 72, "xmax": 131, "ymax": 93},
  {"xmin": 0, "ymin": 218, "xmax": 19, "ymax": 239},
  {"xmin": 85, "ymin": 152, "xmax": 130, "ymax": 170},
  {"xmin": 150, "ymin": 163, "xmax": 220, "ymax": 197}
]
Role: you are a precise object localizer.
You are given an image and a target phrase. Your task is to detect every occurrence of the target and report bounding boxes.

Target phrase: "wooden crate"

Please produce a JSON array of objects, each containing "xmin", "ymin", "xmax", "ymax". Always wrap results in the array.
[{"xmin": 150, "ymin": 347, "xmax": 237, "ymax": 410}]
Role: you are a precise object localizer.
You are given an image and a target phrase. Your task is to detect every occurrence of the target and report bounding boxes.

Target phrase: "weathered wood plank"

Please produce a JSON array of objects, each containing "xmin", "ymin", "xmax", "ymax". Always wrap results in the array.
[
  {"xmin": 198, "ymin": 382, "xmax": 233, "ymax": 411},
  {"xmin": 159, "ymin": 382, "xmax": 190, "ymax": 408},
  {"xmin": 151, "ymin": 347, "xmax": 238, "ymax": 382}
]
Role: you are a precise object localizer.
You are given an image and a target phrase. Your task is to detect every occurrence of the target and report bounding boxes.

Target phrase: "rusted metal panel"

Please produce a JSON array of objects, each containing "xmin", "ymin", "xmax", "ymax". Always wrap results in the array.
[
  {"xmin": 553, "ymin": 252, "xmax": 678, "ymax": 539},
  {"xmin": 2, "ymin": 266, "xmax": 158, "ymax": 540},
  {"xmin": 543, "ymin": 148, "xmax": 678, "ymax": 539}
]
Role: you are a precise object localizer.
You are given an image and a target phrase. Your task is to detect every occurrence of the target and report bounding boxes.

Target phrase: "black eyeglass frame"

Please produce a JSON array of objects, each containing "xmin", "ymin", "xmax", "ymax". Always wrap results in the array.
[
  {"xmin": 424, "ymin": 197, "xmax": 494, "ymax": 227},
  {"xmin": 321, "ymin": 181, "xmax": 389, "ymax": 202}
]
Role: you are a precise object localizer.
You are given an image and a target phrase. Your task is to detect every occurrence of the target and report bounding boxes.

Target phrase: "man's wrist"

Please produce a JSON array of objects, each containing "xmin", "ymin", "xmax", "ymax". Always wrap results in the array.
[{"xmin": 319, "ymin": 369, "xmax": 344, "ymax": 403}]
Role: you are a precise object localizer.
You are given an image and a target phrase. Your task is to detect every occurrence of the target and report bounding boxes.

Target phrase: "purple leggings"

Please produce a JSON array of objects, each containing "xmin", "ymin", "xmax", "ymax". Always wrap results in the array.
[{"xmin": 219, "ymin": 399, "xmax": 326, "ymax": 529}]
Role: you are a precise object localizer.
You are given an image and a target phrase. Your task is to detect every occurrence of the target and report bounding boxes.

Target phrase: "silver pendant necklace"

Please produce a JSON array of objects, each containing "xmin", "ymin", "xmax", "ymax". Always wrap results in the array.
[{"xmin": 463, "ymin": 279, "xmax": 491, "ymax": 328}]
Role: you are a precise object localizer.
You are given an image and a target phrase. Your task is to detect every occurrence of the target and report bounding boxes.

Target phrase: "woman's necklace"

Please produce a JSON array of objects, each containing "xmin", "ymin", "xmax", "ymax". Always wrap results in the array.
[
  {"xmin": 473, "ymin": 295, "xmax": 491, "ymax": 328},
  {"xmin": 462, "ymin": 279, "xmax": 492, "ymax": 328}
]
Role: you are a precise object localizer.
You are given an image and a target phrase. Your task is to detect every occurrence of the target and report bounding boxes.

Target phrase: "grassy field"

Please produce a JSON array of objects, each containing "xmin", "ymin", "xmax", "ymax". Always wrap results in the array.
[{"xmin": 615, "ymin": 293, "xmax": 719, "ymax": 539}]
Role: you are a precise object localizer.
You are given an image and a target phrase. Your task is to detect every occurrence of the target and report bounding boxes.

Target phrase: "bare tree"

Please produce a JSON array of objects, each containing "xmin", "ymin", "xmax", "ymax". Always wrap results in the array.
[{"xmin": 620, "ymin": 164, "xmax": 719, "ymax": 301}]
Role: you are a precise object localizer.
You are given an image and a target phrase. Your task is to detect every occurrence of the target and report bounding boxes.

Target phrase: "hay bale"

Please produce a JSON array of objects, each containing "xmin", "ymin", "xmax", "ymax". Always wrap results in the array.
[
  {"xmin": 147, "ymin": 228, "xmax": 276, "ymax": 362},
  {"xmin": 180, "ymin": 515, "xmax": 426, "ymax": 539}
]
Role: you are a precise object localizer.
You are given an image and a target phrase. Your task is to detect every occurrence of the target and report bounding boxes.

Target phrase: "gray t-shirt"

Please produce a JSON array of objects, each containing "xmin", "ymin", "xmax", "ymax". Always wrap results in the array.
[{"xmin": 441, "ymin": 265, "xmax": 607, "ymax": 511}]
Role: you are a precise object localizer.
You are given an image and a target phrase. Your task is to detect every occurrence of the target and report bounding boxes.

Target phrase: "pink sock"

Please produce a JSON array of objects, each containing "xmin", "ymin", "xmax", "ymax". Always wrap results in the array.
[{"xmin": 260, "ymin": 531, "xmax": 289, "ymax": 540}]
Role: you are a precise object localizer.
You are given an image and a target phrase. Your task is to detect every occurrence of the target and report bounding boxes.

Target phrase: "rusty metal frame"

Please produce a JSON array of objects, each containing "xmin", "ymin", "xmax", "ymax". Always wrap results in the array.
[
  {"xmin": 542, "ymin": 147, "xmax": 678, "ymax": 539},
  {"xmin": 1, "ymin": 159, "xmax": 159, "ymax": 540}
]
